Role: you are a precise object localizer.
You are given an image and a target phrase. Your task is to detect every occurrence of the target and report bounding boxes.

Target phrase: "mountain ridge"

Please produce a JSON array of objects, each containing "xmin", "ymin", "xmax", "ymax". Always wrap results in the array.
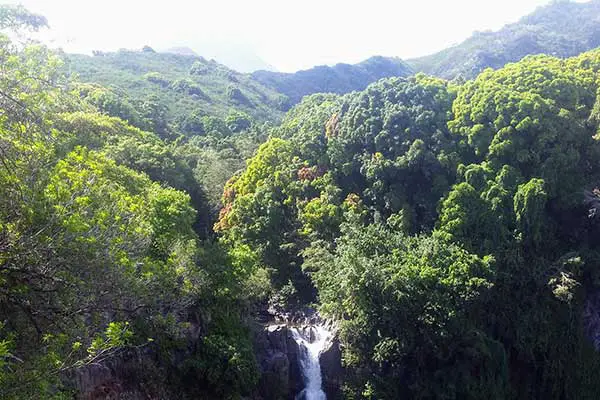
[
  {"xmin": 66, "ymin": 51, "xmax": 415, "ymax": 131},
  {"xmin": 251, "ymin": 56, "xmax": 413, "ymax": 104},
  {"xmin": 408, "ymin": 0, "xmax": 600, "ymax": 78}
]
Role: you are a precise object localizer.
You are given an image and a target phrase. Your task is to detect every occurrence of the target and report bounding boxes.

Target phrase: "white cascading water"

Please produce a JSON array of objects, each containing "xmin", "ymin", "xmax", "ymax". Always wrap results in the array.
[{"xmin": 291, "ymin": 325, "xmax": 331, "ymax": 400}]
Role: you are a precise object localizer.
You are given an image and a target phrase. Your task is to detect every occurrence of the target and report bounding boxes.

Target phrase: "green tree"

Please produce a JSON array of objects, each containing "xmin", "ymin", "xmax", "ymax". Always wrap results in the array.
[
  {"xmin": 305, "ymin": 221, "xmax": 501, "ymax": 399},
  {"xmin": 0, "ymin": 4, "xmax": 47, "ymax": 31}
]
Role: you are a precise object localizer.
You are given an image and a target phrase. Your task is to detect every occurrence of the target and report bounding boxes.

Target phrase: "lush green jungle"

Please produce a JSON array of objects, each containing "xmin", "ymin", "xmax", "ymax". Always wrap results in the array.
[{"xmin": 6, "ymin": 1, "xmax": 600, "ymax": 399}]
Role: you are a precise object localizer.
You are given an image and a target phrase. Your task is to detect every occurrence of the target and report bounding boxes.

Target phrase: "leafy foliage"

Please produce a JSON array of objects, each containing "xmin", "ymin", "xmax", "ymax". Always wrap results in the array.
[
  {"xmin": 305, "ymin": 221, "xmax": 499, "ymax": 399},
  {"xmin": 218, "ymin": 49, "xmax": 600, "ymax": 399},
  {"xmin": 0, "ymin": 19, "xmax": 263, "ymax": 398},
  {"xmin": 217, "ymin": 76, "xmax": 462, "ymax": 304},
  {"xmin": 0, "ymin": 4, "xmax": 47, "ymax": 31},
  {"xmin": 10, "ymin": 3, "xmax": 600, "ymax": 399}
]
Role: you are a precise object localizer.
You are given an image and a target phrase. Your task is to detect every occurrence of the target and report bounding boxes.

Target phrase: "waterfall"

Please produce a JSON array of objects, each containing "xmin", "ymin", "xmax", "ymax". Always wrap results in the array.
[{"xmin": 291, "ymin": 325, "xmax": 331, "ymax": 400}]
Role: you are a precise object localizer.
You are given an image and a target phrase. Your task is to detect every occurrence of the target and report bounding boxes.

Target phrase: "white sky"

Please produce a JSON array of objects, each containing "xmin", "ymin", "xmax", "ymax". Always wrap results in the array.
[{"xmin": 4, "ymin": 0, "xmax": 586, "ymax": 72}]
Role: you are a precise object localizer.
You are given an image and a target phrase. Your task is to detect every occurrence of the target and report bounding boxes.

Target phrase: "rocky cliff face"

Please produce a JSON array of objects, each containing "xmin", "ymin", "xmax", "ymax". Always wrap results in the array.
[
  {"xmin": 584, "ymin": 289, "xmax": 600, "ymax": 350},
  {"xmin": 319, "ymin": 336, "xmax": 344, "ymax": 399},
  {"xmin": 253, "ymin": 324, "xmax": 304, "ymax": 399},
  {"xmin": 63, "ymin": 347, "xmax": 171, "ymax": 400}
]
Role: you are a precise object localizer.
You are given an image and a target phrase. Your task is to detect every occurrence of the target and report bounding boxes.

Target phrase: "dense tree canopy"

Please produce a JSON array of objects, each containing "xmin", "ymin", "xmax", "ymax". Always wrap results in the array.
[
  {"xmin": 10, "ymin": 2, "xmax": 600, "ymax": 399},
  {"xmin": 0, "ymin": 26, "xmax": 266, "ymax": 399},
  {"xmin": 217, "ymin": 49, "xmax": 600, "ymax": 399}
]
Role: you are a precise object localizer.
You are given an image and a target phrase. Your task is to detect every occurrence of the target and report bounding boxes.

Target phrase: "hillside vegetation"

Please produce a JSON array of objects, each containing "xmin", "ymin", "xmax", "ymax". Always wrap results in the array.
[
  {"xmin": 409, "ymin": 0, "xmax": 600, "ymax": 78},
  {"xmin": 251, "ymin": 56, "xmax": 413, "ymax": 105},
  {"xmin": 7, "ymin": 2, "xmax": 600, "ymax": 399},
  {"xmin": 67, "ymin": 50, "xmax": 288, "ymax": 129},
  {"xmin": 218, "ymin": 52, "xmax": 600, "ymax": 398},
  {"xmin": 0, "ymin": 6, "xmax": 276, "ymax": 400},
  {"xmin": 68, "ymin": 52, "xmax": 414, "ymax": 133}
]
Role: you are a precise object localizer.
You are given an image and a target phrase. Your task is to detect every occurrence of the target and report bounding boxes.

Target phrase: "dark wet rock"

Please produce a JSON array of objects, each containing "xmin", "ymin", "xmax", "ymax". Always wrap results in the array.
[
  {"xmin": 64, "ymin": 347, "xmax": 159, "ymax": 400},
  {"xmin": 71, "ymin": 363, "xmax": 116, "ymax": 399},
  {"xmin": 319, "ymin": 336, "xmax": 344, "ymax": 399},
  {"xmin": 254, "ymin": 324, "xmax": 303, "ymax": 399},
  {"xmin": 584, "ymin": 289, "xmax": 600, "ymax": 349}
]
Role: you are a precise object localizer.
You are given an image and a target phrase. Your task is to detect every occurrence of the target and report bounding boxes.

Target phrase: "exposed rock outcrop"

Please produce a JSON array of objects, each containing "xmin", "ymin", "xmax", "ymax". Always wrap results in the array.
[
  {"xmin": 64, "ymin": 348, "xmax": 157, "ymax": 400},
  {"xmin": 319, "ymin": 336, "xmax": 344, "ymax": 399},
  {"xmin": 584, "ymin": 289, "xmax": 600, "ymax": 350},
  {"xmin": 254, "ymin": 324, "xmax": 303, "ymax": 399}
]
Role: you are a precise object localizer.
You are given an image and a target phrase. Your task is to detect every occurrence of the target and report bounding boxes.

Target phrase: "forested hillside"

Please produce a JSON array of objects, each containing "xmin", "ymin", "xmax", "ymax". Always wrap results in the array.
[
  {"xmin": 67, "ymin": 50, "xmax": 288, "ymax": 130},
  {"xmin": 217, "ymin": 53, "xmax": 600, "ymax": 398},
  {"xmin": 0, "ymin": 6, "xmax": 269, "ymax": 399},
  {"xmin": 409, "ymin": 0, "xmax": 600, "ymax": 78},
  {"xmin": 68, "ymin": 52, "xmax": 413, "ymax": 132},
  {"xmin": 65, "ymin": 51, "xmax": 414, "ymax": 216},
  {"xmin": 251, "ymin": 56, "xmax": 413, "ymax": 105},
  {"xmin": 7, "ymin": 1, "xmax": 600, "ymax": 399}
]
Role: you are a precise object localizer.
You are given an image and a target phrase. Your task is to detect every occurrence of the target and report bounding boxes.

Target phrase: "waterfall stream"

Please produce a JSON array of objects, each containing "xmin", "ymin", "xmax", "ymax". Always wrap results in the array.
[{"xmin": 291, "ymin": 325, "xmax": 331, "ymax": 400}]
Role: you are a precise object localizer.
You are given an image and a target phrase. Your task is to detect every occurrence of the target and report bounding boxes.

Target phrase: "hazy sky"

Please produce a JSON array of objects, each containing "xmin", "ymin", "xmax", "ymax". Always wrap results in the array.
[{"xmin": 5, "ymin": 0, "xmax": 586, "ymax": 72}]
